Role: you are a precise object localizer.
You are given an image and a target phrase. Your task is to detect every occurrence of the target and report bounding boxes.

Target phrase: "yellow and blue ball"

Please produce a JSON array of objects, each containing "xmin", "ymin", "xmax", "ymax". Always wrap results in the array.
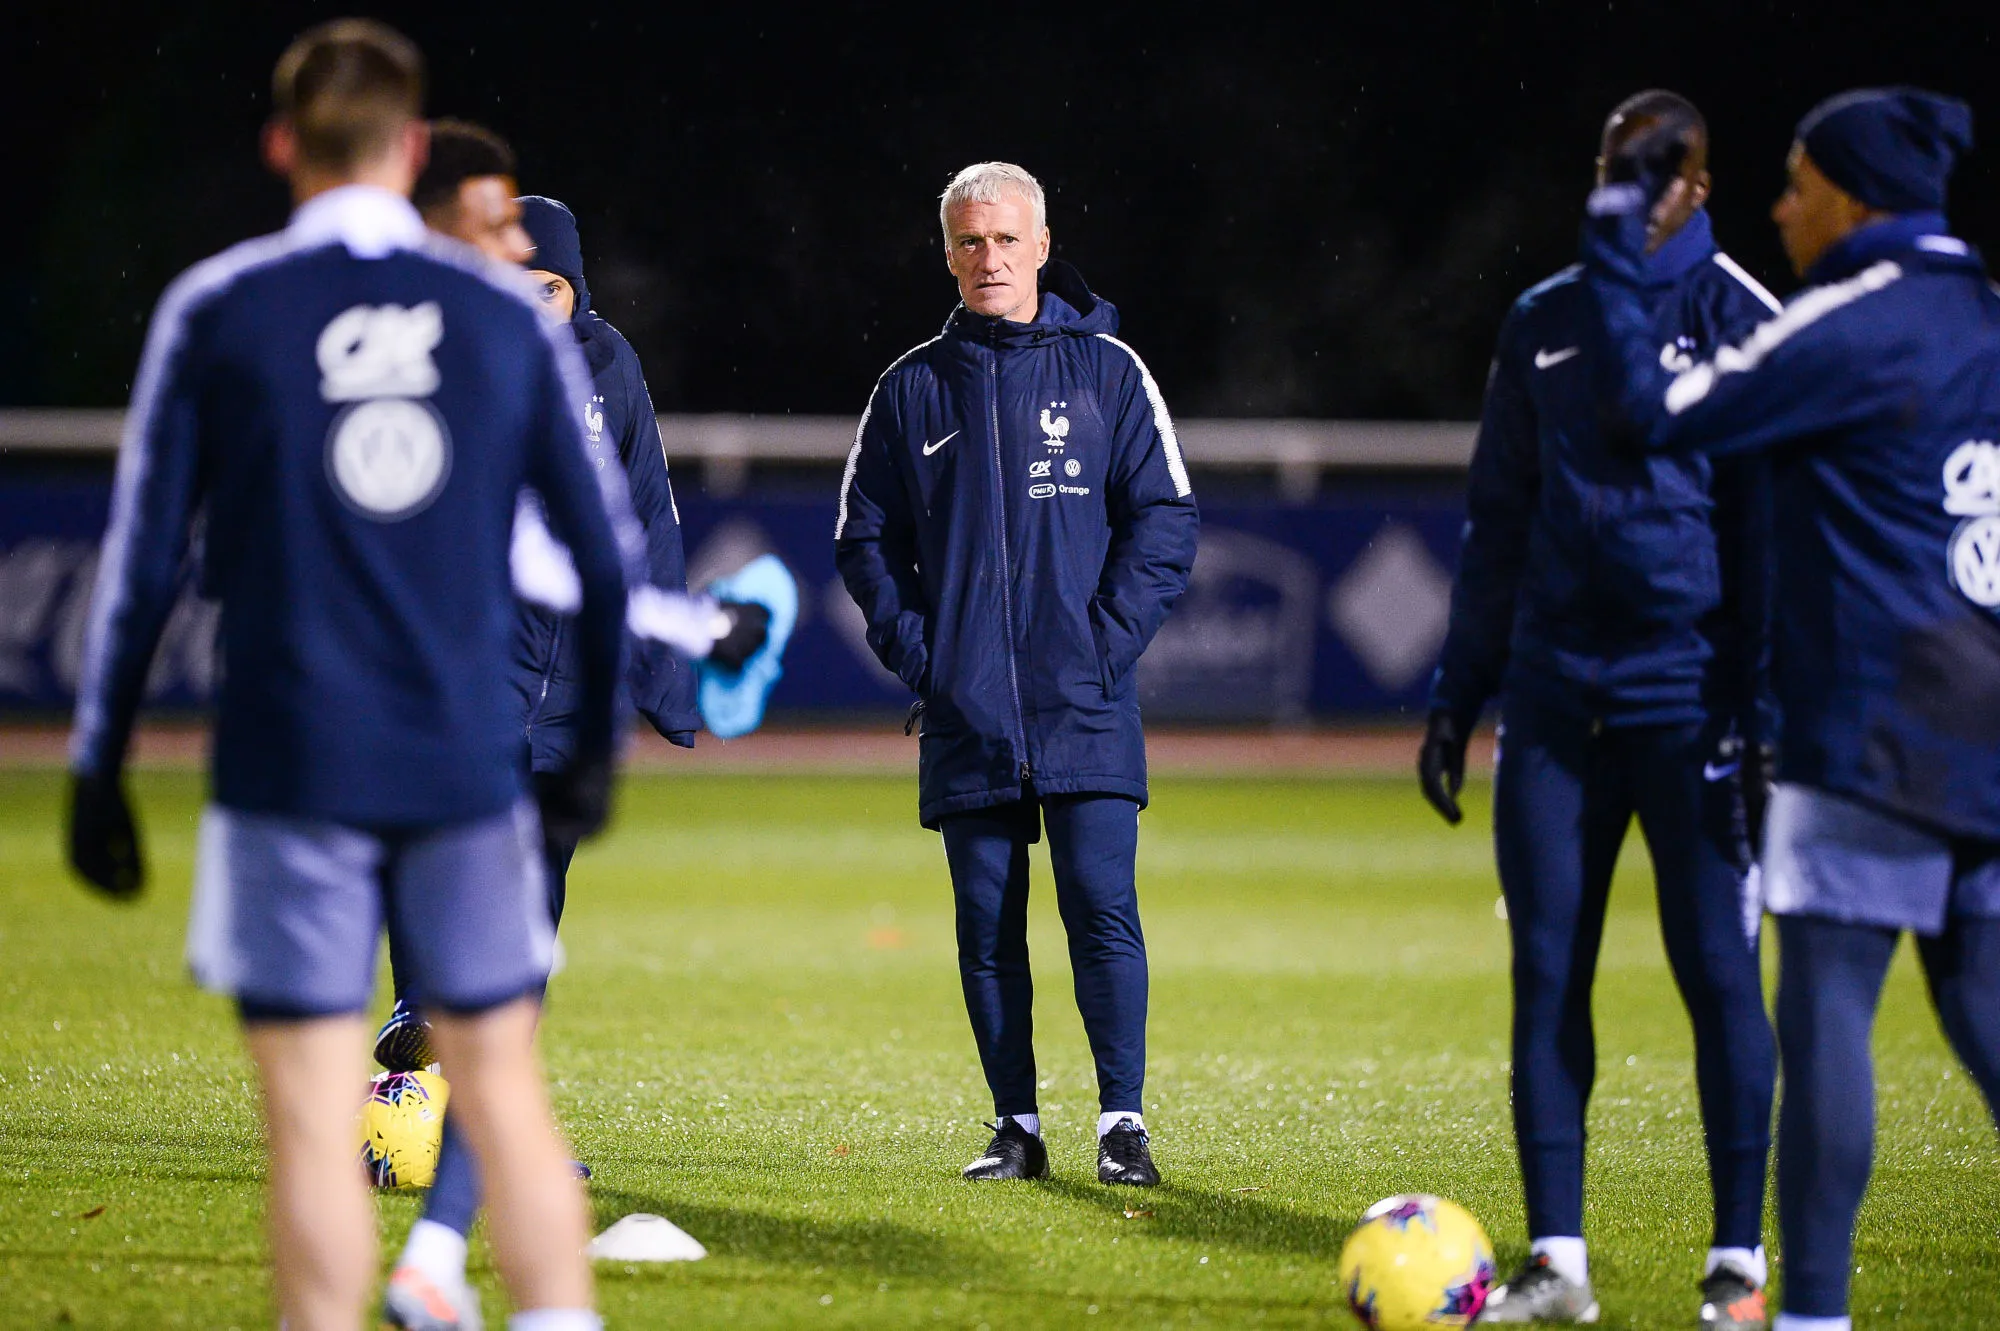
[
  {"xmin": 355, "ymin": 1069, "xmax": 449, "ymax": 1189},
  {"xmin": 1337, "ymin": 1194, "xmax": 1496, "ymax": 1329}
]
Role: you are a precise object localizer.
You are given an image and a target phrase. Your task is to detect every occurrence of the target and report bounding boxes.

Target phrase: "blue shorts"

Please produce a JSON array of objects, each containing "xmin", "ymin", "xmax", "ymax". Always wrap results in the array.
[
  {"xmin": 1761, "ymin": 783, "xmax": 2000, "ymax": 934},
  {"xmin": 186, "ymin": 801, "xmax": 555, "ymax": 1019}
]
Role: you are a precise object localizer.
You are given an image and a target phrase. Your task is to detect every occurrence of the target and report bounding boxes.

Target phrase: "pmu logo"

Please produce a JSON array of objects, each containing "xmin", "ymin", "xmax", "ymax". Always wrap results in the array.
[{"xmin": 1944, "ymin": 439, "xmax": 2000, "ymax": 607}]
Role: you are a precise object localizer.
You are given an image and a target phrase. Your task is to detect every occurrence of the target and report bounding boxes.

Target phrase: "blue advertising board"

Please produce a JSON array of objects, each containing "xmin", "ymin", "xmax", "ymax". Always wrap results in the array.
[{"xmin": 0, "ymin": 477, "xmax": 1466, "ymax": 720}]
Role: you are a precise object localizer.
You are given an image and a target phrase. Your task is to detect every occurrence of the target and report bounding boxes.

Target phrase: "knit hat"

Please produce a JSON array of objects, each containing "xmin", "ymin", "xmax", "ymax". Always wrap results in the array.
[{"xmin": 1797, "ymin": 87, "xmax": 1973, "ymax": 213}]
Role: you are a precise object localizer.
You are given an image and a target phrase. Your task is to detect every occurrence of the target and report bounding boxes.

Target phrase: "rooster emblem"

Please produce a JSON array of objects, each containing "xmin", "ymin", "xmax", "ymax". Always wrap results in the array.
[{"xmin": 1039, "ymin": 407, "xmax": 1070, "ymax": 448}]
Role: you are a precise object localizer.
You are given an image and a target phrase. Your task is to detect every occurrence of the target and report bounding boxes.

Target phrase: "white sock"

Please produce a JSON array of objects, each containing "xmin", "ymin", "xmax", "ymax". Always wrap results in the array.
[
  {"xmin": 1529, "ymin": 1235, "xmax": 1588, "ymax": 1287},
  {"xmin": 1007, "ymin": 1113, "xmax": 1041, "ymax": 1137},
  {"xmin": 398, "ymin": 1218, "xmax": 468, "ymax": 1285},
  {"xmin": 1097, "ymin": 1111, "xmax": 1144, "ymax": 1139},
  {"xmin": 1773, "ymin": 1316, "xmax": 1850, "ymax": 1331},
  {"xmin": 508, "ymin": 1312, "xmax": 603, "ymax": 1331},
  {"xmin": 1706, "ymin": 1244, "xmax": 1768, "ymax": 1288}
]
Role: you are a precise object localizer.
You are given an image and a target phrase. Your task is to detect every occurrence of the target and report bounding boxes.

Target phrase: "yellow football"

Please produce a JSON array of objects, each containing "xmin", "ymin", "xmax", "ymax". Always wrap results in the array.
[
  {"xmin": 355, "ymin": 1069, "xmax": 449, "ymax": 1189},
  {"xmin": 1337, "ymin": 1194, "xmax": 1496, "ymax": 1329}
]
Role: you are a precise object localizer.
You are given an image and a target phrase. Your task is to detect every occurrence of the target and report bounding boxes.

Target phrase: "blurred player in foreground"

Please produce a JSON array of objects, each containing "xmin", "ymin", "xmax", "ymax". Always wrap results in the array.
[
  {"xmin": 1424, "ymin": 91, "xmax": 1781, "ymax": 1327},
  {"xmin": 62, "ymin": 21, "xmax": 617, "ymax": 1329},
  {"xmin": 378, "ymin": 194, "xmax": 787, "ymax": 1331},
  {"xmin": 836, "ymin": 162, "xmax": 1198, "ymax": 1187},
  {"xmin": 413, "ymin": 119, "xmax": 532, "ymax": 265},
  {"xmin": 1582, "ymin": 87, "xmax": 2000, "ymax": 1331}
]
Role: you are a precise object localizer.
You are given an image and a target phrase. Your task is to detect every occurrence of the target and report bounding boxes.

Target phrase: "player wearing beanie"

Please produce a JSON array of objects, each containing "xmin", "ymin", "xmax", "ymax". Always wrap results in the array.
[{"xmin": 1581, "ymin": 86, "xmax": 2000, "ymax": 1331}]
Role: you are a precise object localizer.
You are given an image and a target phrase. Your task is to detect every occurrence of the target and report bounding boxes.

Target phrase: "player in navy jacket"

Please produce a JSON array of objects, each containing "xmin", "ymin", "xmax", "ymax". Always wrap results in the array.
[
  {"xmin": 1583, "ymin": 87, "xmax": 2000, "ymax": 1331},
  {"xmin": 62, "ymin": 22, "xmax": 612, "ymax": 1328},
  {"xmin": 1424, "ymin": 93, "xmax": 1781, "ymax": 1327},
  {"xmin": 513, "ymin": 194, "xmax": 699, "ymax": 767},
  {"xmin": 837, "ymin": 162, "xmax": 1197, "ymax": 1188}
]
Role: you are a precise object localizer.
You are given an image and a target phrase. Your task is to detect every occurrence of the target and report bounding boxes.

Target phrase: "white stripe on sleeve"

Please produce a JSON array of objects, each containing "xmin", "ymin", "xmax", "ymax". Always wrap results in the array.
[
  {"xmin": 834, "ymin": 336, "xmax": 940, "ymax": 540},
  {"xmin": 626, "ymin": 584, "xmax": 726, "ymax": 658},
  {"xmin": 510, "ymin": 493, "xmax": 582, "ymax": 612},
  {"xmin": 1665, "ymin": 261, "xmax": 1902, "ymax": 416},
  {"xmin": 1094, "ymin": 333, "xmax": 1192, "ymax": 498},
  {"xmin": 69, "ymin": 233, "xmax": 296, "ymax": 765},
  {"xmin": 1712, "ymin": 252, "xmax": 1784, "ymax": 314}
]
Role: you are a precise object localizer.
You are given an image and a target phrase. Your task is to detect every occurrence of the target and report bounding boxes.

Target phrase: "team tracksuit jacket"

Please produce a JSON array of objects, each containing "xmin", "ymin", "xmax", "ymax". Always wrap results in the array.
[
  {"xmin": 1430, "ymin": 208, "xmax": 1781, "ymax": 737},
  {"xmin": 70, "ymin": 186, "xmax": 636, "ymax": 826},
  {"xmin": 1585, "ymin": 209, "xmax": 2000, "ymax": 842},
  {"xmin": 514, "ymin": 297, "xmax": 698, "ymax": 772},
  {"xmin": 833, "ymin": 261, "xmax": 1200, "ymax": 827}
]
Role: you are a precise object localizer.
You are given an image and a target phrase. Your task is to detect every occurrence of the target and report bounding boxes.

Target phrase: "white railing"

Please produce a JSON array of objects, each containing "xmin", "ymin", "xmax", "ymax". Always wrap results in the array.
[{"xmin": 0, "ymin": 410, "xmax": 1476, "ymax": 497}]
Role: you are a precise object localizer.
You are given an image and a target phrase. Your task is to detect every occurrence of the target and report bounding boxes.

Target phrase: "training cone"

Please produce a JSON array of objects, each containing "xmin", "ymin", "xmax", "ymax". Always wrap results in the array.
[{"xmin": 586, "ymin": 1213, "xmax": 708, "ymax": 1262}]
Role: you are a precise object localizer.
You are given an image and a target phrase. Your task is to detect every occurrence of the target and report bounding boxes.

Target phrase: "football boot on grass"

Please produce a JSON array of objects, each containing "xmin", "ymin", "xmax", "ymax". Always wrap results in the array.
[
  {"xmin": 382, "ymin": 1263, "xmax": 482, "ymax": 1331},
  {"xmin": 1699, "ymin": 1264, "xmax": 1768, "ymax": 1330},
  {"xmin": 373, "ymin": 999, "xmax": 435, "ymax": 1073},
  {"xmin": 1097, "ymin": 1120, "xmax": 1160, "ymax": 1187},
  {"xmin": 961, "ymin": 1120, "xmax": 1048, "ymax": 1181},
  {"xmin": 1482, "ymin": 1253, "xmax": 1600, "ymax": 1322}
]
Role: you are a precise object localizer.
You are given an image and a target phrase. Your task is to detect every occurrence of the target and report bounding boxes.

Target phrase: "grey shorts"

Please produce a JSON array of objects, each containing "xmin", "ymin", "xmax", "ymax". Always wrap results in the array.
[
  {"xmin": 187, "ymin": 801, "xmax": 555, "ymax": 1018},
  {"xmin": 1761, "ymin": 783, "xmax": 2000, "ymax": 935}
]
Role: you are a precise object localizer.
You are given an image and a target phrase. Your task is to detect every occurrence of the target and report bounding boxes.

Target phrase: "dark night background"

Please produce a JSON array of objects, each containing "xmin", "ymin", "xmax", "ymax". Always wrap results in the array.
[{"xmin": 4, "ymin": 1, "xmax": 1995, "ymax": 420}]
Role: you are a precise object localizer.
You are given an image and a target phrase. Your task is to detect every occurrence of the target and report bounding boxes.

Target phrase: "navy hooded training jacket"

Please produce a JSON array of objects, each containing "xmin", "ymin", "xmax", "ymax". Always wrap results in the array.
[
  {"xmin": 1585, "ymin": 209, "xmax": 2000, "ymax": 841},
  {"xmin": 1431, "ymin": 209, "xmax": 1783, "ymax": 739},
  {"xmin": 835, "ymin": 262, "xmax": 1199, "ymax": 827},
  {"xmin": 513, "ymin": 302, "xmax": 698, "ymax": 771}
]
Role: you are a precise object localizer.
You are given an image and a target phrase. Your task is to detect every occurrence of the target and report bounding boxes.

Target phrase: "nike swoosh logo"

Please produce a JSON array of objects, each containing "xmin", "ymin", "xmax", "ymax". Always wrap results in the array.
[
  {"xmin": 1704, "ymin": 761, "xmax": 1741, "ymax": 782},
  {"xmin": 922, "ymin": 430, "xmax": 960, "ymax": 456},
  {"xmin": 1534, "ymin": 347, "xmax": 1581, "ymax": 369}
]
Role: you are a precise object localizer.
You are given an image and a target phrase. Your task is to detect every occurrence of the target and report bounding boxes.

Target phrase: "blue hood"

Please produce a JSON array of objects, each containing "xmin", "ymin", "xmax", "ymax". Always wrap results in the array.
[{"xmin": 946, "ymin": 260, "xmax": 1120, "ymax": 346}]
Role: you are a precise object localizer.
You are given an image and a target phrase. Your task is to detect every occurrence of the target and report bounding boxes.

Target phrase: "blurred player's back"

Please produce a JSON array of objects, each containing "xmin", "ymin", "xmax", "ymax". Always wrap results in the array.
[
  {"xmin": 75, "ymin": 188, "xmax": 631, "ymax": 825},
  {"xmin": 65, "ymin": 20, "xmax": 614, "ymax": 1327}
]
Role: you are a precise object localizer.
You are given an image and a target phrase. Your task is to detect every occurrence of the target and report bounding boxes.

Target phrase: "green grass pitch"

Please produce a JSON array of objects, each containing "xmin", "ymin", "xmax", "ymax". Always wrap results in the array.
[{"xmin": 1, "ymin": 767, "xmax": 1994, "ymax": 1327}]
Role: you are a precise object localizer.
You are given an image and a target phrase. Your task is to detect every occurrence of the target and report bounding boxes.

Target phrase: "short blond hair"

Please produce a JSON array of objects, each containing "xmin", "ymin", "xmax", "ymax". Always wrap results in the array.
[
  {"xmin": 939, "ymin": 162, "xmax": 1046, "ymax": 246},
  {"xmin": 272, "ymin": 19, "xmax": 424, "ymax": 170}
]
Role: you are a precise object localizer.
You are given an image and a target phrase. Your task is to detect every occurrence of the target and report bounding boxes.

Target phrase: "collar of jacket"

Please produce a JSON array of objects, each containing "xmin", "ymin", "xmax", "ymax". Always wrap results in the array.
[
  {"xmin": 287, "ymin": 184, "xmax": 427, "ymax": 258},
  {"xmin": 569, "ymin": 308, "xmax": 620, "ymax": 377},
  {"xmin": 1806, "ymin": 210, "xmax": 1976, "ymax": 284},
  {"xmin": 1634, "ymin": 207, "xmax": 1717, "ymax": 288},
  {"xmin": 945, "ymin": 259, "xmax": 1121, "ymax": 346}
]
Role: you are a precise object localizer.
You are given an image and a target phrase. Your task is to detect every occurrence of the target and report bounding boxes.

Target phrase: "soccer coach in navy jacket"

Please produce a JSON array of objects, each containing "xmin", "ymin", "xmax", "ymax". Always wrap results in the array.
[{"xmin": 837, "ymin": 162, "xmax": 1197, "ymax": 1187}]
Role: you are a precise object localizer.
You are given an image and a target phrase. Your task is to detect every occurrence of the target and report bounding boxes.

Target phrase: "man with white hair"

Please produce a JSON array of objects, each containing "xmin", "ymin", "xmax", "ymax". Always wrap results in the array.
[{"xmin": 836, "ymin": 162, "xmax": 1199, "ymax": 1186}]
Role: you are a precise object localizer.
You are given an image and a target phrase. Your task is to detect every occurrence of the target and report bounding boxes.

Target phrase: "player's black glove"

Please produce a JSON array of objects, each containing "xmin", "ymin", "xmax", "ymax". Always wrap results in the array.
[
  {"xmin": 706, "ymin": 600, "xmax": 770, "ymax": 672},
  {"xmin": 1743, "ymin": 740, "xmax": 1776, "ymax": 856},
  {"xmin": 66, "ymin": 770, "xmax": 145, "ymax": 900},
  {"xmin": 1417, "ymin": 710, "xmax": 1469, "ymax": 827},
  {"xmin": 535, "ymin": 749, "xmax": 615, "ymax": 845}
]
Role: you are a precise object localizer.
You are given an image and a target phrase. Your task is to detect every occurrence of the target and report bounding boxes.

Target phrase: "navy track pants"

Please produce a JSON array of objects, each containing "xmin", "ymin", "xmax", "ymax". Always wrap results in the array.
[
  {"xmin": 1775, "ymin": 912, "xmax": 2000, "ymax": 1316},
  {"xmin": 941, "ymin": 793, "xmax": 1146, "ymax": 1117},
  {"xmin": 1493, "ymin": 695, "xmax": 1776, "ymax": 1247},
  {"xmin": 420, "ymin": 829, "xmax": 578, "ymax": 1238}
]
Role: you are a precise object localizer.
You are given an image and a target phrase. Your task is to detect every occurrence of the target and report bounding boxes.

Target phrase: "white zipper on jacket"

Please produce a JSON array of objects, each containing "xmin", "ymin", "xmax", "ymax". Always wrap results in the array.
[
  {"xmin": 986, "ymin": 337, "xmax": 1031, "ymax": 784},
  {"xmin": 528, "ymin": 617, "xmax": 562, "ymax": 737}
]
